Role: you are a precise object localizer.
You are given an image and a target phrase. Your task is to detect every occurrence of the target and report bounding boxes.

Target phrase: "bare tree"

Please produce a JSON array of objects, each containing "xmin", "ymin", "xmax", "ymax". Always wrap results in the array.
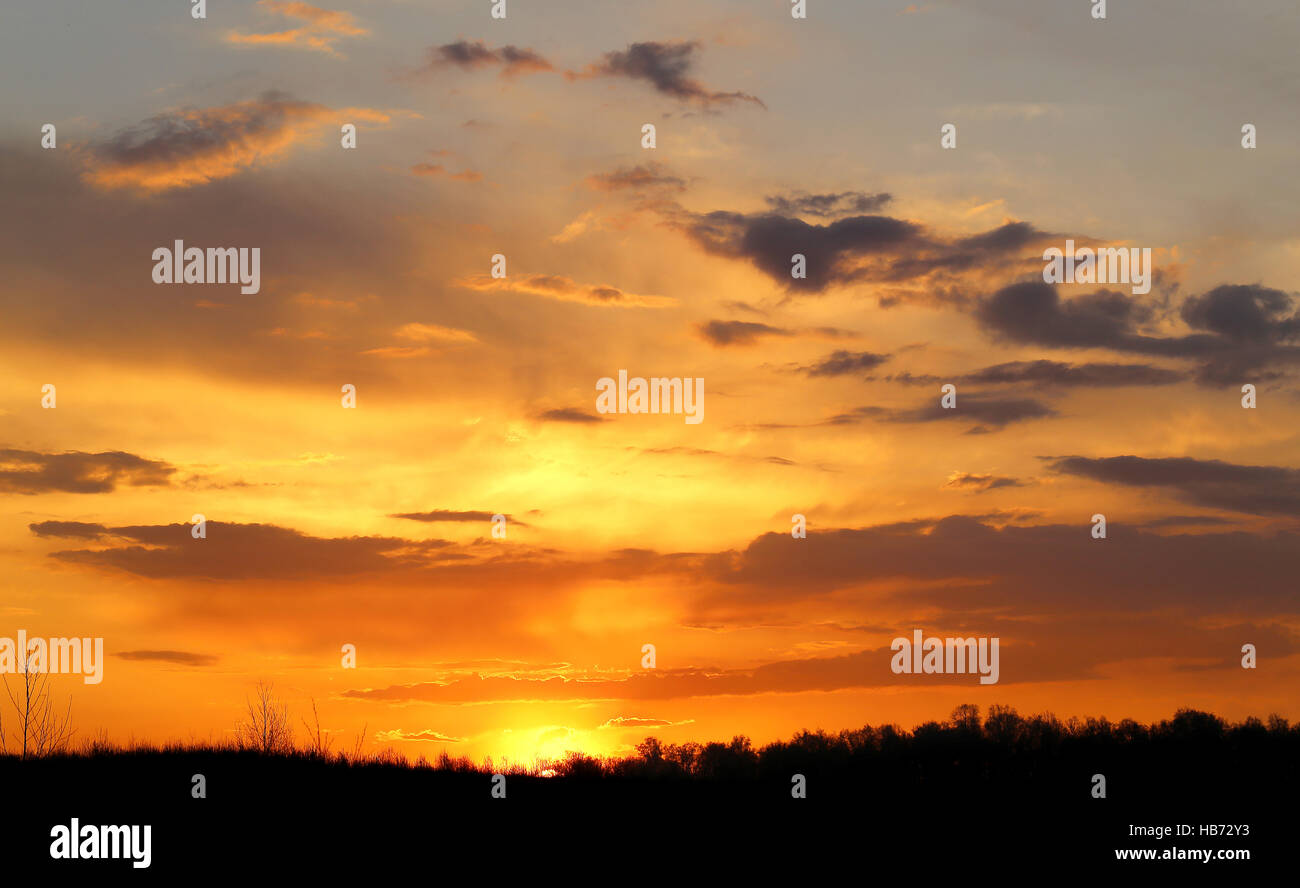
[
  {"xmin": 235, "ymin": 680, "xmax": 294, "ymax": 754},
  {"xmin": 1, "ymin": 651, "xmax": 75, "ymax": 758},
  {"xmin": 300, "ymin": 697, "xmax": 332, "ymax": 758}
]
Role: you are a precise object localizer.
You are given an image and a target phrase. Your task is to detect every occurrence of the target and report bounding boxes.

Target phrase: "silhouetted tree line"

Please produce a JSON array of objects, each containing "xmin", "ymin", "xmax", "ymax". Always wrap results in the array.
[
  {"xmin": 534, "ymin": 704, "xmax": 1298, "ymax": 805},
  {"xmin": 5, "ymin": 700, "xmax": 1297, "ymax": 811}
]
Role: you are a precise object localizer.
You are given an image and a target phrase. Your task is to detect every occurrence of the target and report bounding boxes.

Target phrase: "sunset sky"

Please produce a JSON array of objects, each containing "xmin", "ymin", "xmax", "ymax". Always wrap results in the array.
[{"xmin": 2, "ymin": 0, "xmax": 1297, "ymax": 764}]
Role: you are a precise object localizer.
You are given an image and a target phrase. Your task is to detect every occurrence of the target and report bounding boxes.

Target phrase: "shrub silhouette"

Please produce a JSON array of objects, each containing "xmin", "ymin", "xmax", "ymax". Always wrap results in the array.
[{"xmin": 234, "ymin": 680, "xmax": 294, "ymax": 754}]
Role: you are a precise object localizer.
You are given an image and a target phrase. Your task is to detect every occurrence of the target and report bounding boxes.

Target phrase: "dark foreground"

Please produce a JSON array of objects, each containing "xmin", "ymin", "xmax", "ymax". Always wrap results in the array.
[{"xmin": 3, "ymin": 708, "xmax": 1294, "ymax": 873}]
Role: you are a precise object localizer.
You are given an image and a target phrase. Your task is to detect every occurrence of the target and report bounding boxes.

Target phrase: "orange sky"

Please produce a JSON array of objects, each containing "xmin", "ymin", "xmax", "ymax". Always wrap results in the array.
[{"xmin": 1, "ymin": 0, "xmax": 1298, "ymax": 763}]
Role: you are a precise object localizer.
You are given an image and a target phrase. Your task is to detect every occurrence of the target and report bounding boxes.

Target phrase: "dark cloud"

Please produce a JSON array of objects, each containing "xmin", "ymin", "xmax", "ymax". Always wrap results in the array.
[
  {"xmin": 117, "ymin": 650, "xmax": 218, "ymax": 666},
  {"xmin": 888, "ymin": 360, "xmax": 1185, "ymax": 388},
  {"xmin": 764, "ymin": 191, "xmax": 893, "ymax": 218},
  {"xmin": 0, "ymin": 449, "xmax": 175, "ymax": 494},
  {"xmin": 573, "ymin": 41, "xmax": 764, "ymax": 108},
  {"xmin": 537, "ymin": 407, "xmax": 604, "ymax": 424},
  {"xmin": 975, "ymin": 282, "xmax": 1162, "ymax": 349},
  {"xmin": 1179, "ymin": 284, "xmax": 1300, "ymax": 384},
  {"xmin": 48, "ymin": 522, "xmax": 456, "ymax": 580},
  {"xmin": 797, "ymin": 350, "xmax": 892, "ymax": 377},
  {"xmin": 719, "ymin": 213, "xmax": 921, "ymax": 293},
  {"xmin": 424, "ymin": 40, "xmax": 554, "ymax": 78},
  {"xmin": 976, "ymin": 282, "xmax": 1300, "ymax": 386},
  {"xmin": 1180, "ymin": 284, "xmax": 1300, "ymax": 343},
  {"xmin": 696, "ymin": 320, "xmax": 793, "ymax": 347},
  {"xmin": 962, "ymin": 359, "xmax": 1184, "ymax": 387},
  {"xmin": 1139, "ymin": 515, "xmax": 1239, "ymax": 529},
  {"xmin": 952, "ymin": 221, "xmax": 1047, "ymax": 253},
  {"xmin": 662, "ymin": 206, "xmax": 1057, "ymax": 299},
  {"xmin": 79, "ymin": 91, "xmax": 369, "ymax": 191},
  {"xmin": 878, "ymin": 222, "xmax": 1066, "ymax": 287},
  {"xmin": 944, "ymin": 473, "xmax": 1027, "ymax": 492},
  {"xmin": 28, "ymin": 520, "xmax": 110, "ymax": 539},
  {"xmin": 1046, "ymin": 455, "xmax": 1300, "ymax": 517},
  {"xmin": 391, "ymin": 510, "xmax": 529, "ymax": 528},
  {"xmin": 828, "ymin": 394, "xmax": 1057, "ymax": 433},
  {"xmin": 689, "ymin": 515, "xmax": 1300, "ymax": 618}
]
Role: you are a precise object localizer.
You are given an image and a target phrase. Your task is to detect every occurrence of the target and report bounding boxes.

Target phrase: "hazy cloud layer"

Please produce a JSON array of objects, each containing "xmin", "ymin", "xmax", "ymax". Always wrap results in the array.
[
  {"xmin": 342, "ymin": 612, "xmax": 1296, "ymax": 704},
  {"xmin": 411, "ymin": 162, "xmax": 483, "ymax": 183}
]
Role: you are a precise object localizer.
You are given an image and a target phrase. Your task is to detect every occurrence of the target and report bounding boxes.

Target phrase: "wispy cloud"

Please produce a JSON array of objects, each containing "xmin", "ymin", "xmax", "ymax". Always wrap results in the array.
[
  {"xmin": 81, "ymin": 92, "xmax": 391, "ymax": 191},
  {"xmin": 586, "ymin": 163, "xmax": 687, "ymax": 193},
  {"xmin": 374, "ymin": 728, "xmax": 466, "ymax": 743},
  {"xmin": 600, "ymin": 716, "xmax": 695, "ymax": 729},
  {"xmin": 411, "ymin": 162, "xmax": 484, "ymax": 183},
  {"xmin": 457, "ymin": 273, "xmax": 676, "ymax": 309},
  {"xmin": 394, "ymin": 323, "xmax": 479, "ymax": 344},
  {"xmin": 226, "ymin": 1, "xmax": 368, "ymax": 56}
]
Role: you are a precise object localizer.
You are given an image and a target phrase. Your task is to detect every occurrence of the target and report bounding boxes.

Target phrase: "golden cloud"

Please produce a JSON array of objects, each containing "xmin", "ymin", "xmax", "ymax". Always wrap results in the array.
[{"xmin": 226, "ymin": 1, "xmax": 368, "ymax": 56}]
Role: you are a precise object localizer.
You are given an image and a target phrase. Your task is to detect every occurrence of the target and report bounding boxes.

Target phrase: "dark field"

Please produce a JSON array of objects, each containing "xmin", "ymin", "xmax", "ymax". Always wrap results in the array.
[{"xmin": 4, "ymin": 706, "xmax": 1293, "ymax": 872}]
